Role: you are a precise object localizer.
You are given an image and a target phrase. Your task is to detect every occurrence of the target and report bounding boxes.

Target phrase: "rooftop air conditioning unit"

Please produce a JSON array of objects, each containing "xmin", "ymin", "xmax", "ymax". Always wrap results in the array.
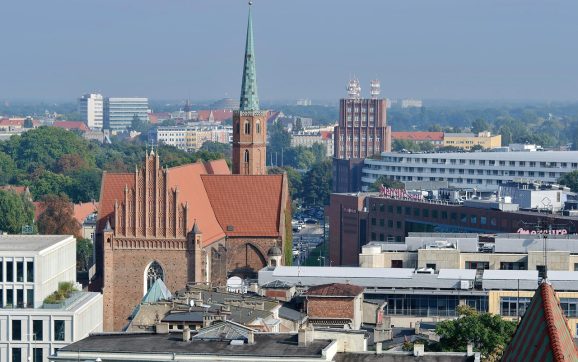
[{"xmin": 460, "ymin": 280, "xmax": 470, "ymax": 290}]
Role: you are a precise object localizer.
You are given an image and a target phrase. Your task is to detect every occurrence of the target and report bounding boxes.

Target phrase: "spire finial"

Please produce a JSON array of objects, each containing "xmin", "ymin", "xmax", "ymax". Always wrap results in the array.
[{"xmin": 239, "ymin": 1, "xmax": 259, "ymax": 111}]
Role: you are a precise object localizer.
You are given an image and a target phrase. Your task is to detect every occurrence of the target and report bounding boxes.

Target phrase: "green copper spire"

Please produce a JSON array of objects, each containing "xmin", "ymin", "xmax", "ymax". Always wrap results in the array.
[{"xmin": 239, "ymin": 2, "xmax": 259, "ymax": 111}]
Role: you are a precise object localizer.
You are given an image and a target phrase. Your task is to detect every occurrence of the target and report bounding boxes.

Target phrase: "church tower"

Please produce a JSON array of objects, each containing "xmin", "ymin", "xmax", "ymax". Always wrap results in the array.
[{"xmin": 232, "ymin": 2, "xmax": 267, "ymax": 175}]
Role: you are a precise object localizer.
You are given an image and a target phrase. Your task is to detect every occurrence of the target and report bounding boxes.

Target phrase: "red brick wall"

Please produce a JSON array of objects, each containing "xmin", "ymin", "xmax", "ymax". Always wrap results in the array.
[{"xmin": 307, "ymin": 297, "xmax": 354, "ymax": 319}]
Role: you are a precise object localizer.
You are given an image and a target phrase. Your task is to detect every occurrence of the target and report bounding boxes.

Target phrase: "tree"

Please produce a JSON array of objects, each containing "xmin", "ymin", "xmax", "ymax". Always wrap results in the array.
[
  {"xmin": 31, "ymin": 171, "xmax": 73, "ymax": 200},
  {"xmin": 131, "ymin": 114, "xmax": 148, "ymax": 133},
  {"xmin": 369, "ymin": 176, "xmax": 404, "ymax": 191},
  {"xmin": 200, "ymin": 141, "xmax": 231, "ymax": 159},
  {"xmin": 311, "ymin": 142, "xmax": 328, "ymax": 163},
  {"xmin": 471, "ymin": 119, "xmax": 490, "ymax": 134},
  {"xmin": 285, "ymin": 146, "xmax": 315, "ymax": 169},
  {"xmin": 268, "ymin": 166, "xmax": 302, "ymax": 199},
  {"xmin": 0, "ymin": 151, "xmax": 17, "ymax": 185},
  {"xmin": 435, "ymin": 306, "xmax": 516, "ymax": 360},
  {"xmin": 0, "ymin": 190, "xmax": 35, "ymax": 234},
  {"xmin": 293, "ymin": 117, "xmax": 304, "ymax": 132},
  {"xmin": 301, "ymin": 160, "xmax": 332, "ymax": 206},
  {"xmin": 470, "ymin": 144, "xmax": 485, "ymax": 151},
  {"xmin": 67, "ymin": 169, "xmax": 103, "ymax": 203},
  {"xmin": 559, "ymin": 171, "xmax": 578, "ymax": 192},
  {"xmin": 37, "ymin": 194, "xmax": 81, "ymax": 237},
  {"xmin": 268, "ymin": 121, "xmax": 291, "ymax": 165},
  {"xmin": 77, "ymin": 238, "xmax": 93, "ymax": 271}
]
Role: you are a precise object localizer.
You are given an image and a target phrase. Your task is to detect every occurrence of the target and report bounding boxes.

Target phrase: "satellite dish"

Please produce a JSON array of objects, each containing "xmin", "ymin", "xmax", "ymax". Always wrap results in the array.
[{"xmin": 190, "ymin": 300, "xmax": 195, "ymax": 307}]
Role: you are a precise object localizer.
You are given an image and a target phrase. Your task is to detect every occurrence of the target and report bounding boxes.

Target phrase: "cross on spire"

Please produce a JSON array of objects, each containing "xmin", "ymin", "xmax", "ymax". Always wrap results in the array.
[{"xmin": 239, "ymin": 2, "xmax": 259, "ymax": 111}]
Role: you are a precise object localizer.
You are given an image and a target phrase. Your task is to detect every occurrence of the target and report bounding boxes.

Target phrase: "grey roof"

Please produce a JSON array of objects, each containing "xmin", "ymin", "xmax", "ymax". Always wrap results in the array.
[
  {"xmin": 261, "ymin": 280, "xmax": 294, "ymax": 289},
  {"xmin": 267, "ymin": 246, "xmax": 282, "ymax": 257},
  {"xmin": 193, "ymin": 320, "xmax": 254, "ymax": 340},
  {"xmin": 271, "ymin": 266, "xmax": 415, "ymax": 279},
  {"xmin": 0, "ymin": 234, "xmax": 72, "ymax": 252},
  {"xmin": 162, "ymin": 312, "xmax": 204, "ymax": 323},
  {"xmin": 378, "ymin": 150, "xmax": 578, "ymax": 162},
  {"xmin": 437, "ymin": 269, "xmax": 476, "ymax": 280},
  {"xmin": 59, "ymin": 332, "xmax": 331, "ymax": 358},
  {"xmin": 334, "ymin": 352, "xmax": 474, "ymax": 362},
  {"xmin": 278, "ymin": 304, "xmax": 306, "ymax": 322},
  {"xmin": 482, "ymin": 270, "xmax": 538, "ymax": 280}
]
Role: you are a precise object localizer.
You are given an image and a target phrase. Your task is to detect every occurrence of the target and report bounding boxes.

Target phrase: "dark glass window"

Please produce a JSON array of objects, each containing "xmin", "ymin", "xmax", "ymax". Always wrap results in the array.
[
  {"xmin": 54, "ymin": 320, "xmax": 66, "ymax": 341},
  {"xmin": 6, "ymin": 261, "xmax": 13, "ymax": 282},
  {"xmin": 27, "ymin": 262, "xmax": 34, "ymax": 282},
  {"xmin": 33, "ymin": 348, "xmax": 43, "ymax": 362},
  {"xmin": 11, "ymin": 348, "xmax": 21, "ymax": 362},
  {"xmin": 11, "ymin": 319, "xmax": 21, "ymax": 340},
  {"xmin": 16, "ymin": 262, "xmax": 23, "ymax": 282},
  {"xmin": 33, "ymin": 320, "xmax": 43, "ymax": 341}
]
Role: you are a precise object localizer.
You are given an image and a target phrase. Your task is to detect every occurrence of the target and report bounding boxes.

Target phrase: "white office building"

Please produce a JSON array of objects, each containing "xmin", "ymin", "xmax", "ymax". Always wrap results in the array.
[
  {"xmin": 104, "ymin": 97, "xmax": 149, "ymax": 131},
  {"xmin": 78, "ymin": 94, "xmax": 103, "ymax": 129},
  {"xmin": 0, "ymin": 235, "xmax": 103, "ymax": 362},
  {"xmin": 362, "ymin": 151, "xmax": 578, "ymax": 192}
]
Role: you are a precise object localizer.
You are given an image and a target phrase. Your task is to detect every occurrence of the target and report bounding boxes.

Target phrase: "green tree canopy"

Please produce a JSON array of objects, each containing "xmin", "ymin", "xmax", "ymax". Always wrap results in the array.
[
  {"xmin": 559, "ymin": 170, "xmax": 578, "ymax": 192},
  {"xmin": 369, "ymin": 176, "xmax": 404, "ymax": 191},
  {"xmin": 471, "ymin": 118, "xmax": 490, "ymax": 134},
  {"xmin": 434, "ymin": 306, "xmax": 516, "ymax": 360},
  {"xmin": 0, "ymin": 151, "xmax": 17, "ymax": 185},
  {"xmin": 301, "ymin": 160, "xmax": 332, "ymax": 206},
  {"xmin": 268, "ymin": 166, "xmax": 303, "ymax": 199},
  {"xmin": 0, "ymin": 190, "xmax": 35, "ymax": 234}
]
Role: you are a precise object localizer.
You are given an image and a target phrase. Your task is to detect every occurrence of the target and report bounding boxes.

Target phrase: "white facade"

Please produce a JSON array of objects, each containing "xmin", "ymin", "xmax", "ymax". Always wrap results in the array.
[
  {"xmin": 155, "ymin": 125, "xmax": 230, "ymax": 151},
  {"xmin": 290, "ymin": 132, "xmax": 333, "ymax": 157},
  {"xmin": 78, "ymin": 94, "xmax": 103, "ymax": 129},
  {"xmin": 0, "ymin": 235, "xmax": 103, "ymax": 362},
  {"xmin": 362, "ymin": 151, "xmax": 578, "ymax": 192},
  {"xmin": 400, "ymin": 99, "xmax": 423, "ymax": 108},
  {"xmin": 104, "ymin": 97, "xmax": 149, "ymax": 131}
]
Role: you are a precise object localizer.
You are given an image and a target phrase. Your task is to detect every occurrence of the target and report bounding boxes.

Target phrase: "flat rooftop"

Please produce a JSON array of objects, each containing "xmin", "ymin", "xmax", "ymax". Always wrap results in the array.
[
  {"xmin": 0, "ymin": 235, "xmax": 72, "ymax": 252},
  {"xmin": 59, "ymin": 332, "xmax": 332, "ymax": 358}
]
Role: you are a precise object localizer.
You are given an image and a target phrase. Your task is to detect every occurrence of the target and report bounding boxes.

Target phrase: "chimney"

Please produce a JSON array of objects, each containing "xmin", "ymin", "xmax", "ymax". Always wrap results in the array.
[
  {"xmin": 298, "ymin": 325, "xmax": 315, "ymax": 347},
  {"xmin": 376, "ymin": 342, "xmax": 382, "ymax": 354},
  {"xmin": 155, "ymin": 323, "xmax": 169, "ymax": 334},
  {"xmin": 182, "ymin": 327, "xmax": 191, "ymax": 342},
  {"xmin": 247, "ymin": 330, "xmax": 255, "ymax": 345},
  {"xmin": 413, "ymin": 343, "xmax": 425, "ymax": 357}
]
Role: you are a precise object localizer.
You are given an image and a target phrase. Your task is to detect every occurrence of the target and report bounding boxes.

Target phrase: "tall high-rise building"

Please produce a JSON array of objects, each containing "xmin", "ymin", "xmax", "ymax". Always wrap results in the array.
[
  {"xmin": 333, "ymin": 79, "xmax": 392, "ymax": 192},
  {"xmin": 78, "ymin": 93, "xmax": 104, "ymax": 129},
  {"xmin": 103, "ymin": 97, "xmax": 149, "ymax": 131},
  {"xmin": 232, "ymin": 4, "xmax": 267, "ymax": 175}
]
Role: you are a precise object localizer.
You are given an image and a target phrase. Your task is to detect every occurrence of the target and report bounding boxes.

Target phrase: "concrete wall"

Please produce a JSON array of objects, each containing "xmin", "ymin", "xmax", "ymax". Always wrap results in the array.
[
  {"xmin": 417, "ymin": 249, "xmax": 460, "ymax": 270},
  {"xmin": 527, "ymin": 251, "xmax": 570, "ymax": 271}
]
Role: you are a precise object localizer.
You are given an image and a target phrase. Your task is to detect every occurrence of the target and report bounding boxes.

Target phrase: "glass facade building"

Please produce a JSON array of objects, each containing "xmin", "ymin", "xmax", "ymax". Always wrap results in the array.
[{"xmin": 104, "ymin": 97, "xmax": 149, "ymax": 130}]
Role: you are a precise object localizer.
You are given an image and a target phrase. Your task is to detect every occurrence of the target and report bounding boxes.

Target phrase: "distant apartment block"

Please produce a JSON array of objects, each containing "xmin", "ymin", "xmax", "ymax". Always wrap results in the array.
[
  {"xmin": 103, "ymin": 97, "xmax": 149, "ymax": 131},
  {"xmin": 154, "ymin": 125, "xmax": 230, "ymax": 151},
  {"xmin": 444, "ymin": 132, "xmax": 501, "ymax": 150},
  {"xmin": 391, "ymin": 131, "xmax": 501, "ymax": 150},
  {"xmin": 400, "ymin": 99, "xmax": 423, "ymax": 108},
  {"xmin": 78, "ymin": 93, "xmax": 104, "ymax": 129},
  {"xmin": 333, "ymin": 79, "xmax": 392, "ymax": 193},
  {"xmin": 296, "ymin": 99, "xmax": 312, "ymax": 106},
  {"xmin": 391, "ymin": 131, "xmax": 444, "ymax": 146},
  {"xmin": 362, "ymin": 150, "xmax": 578, "ymax": 192},
  {"xmin": 290, "ymin": 131, "xmax": 333, "ymax": 157},
  {"xmin": 0, "ymin": 235, "xmax": 102, "ymax": 362}
]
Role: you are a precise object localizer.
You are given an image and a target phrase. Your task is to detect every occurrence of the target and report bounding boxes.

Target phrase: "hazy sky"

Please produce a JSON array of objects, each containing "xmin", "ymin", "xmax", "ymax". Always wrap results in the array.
[{"xmin": 1, "ymin": 0, "xmax": 577, "ymax": 101}]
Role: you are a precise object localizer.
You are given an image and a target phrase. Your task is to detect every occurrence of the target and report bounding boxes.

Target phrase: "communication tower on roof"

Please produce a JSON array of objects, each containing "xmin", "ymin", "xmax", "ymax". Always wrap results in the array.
[
  {"xmin": 346, "ymin": 78, "xmax": 361, "ymax": 99},
  {"xmin": 370, "ymin": 79, "xmax": 381, "ymax": 99}
]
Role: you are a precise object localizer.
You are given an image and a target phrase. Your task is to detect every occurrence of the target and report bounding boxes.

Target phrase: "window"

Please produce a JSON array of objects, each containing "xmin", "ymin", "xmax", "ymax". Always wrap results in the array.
[
  {"xmin": 388, "ymin": 220, "xmax": 393, "ymax": 228},
  {"xmin": 7, "ymin": 261, "xmax": 13, "ymax": 282},
  {"xmin": 422, "ymin": 209, "xmax": 429, "ymax": 218},
  {"xmin": 371, "ymin": 232, "xmax": 376, "ymax": 240},
  {"xmin": 7, "ymin": 289, "xmax": 13, "ymax": 307},
  {"xmin": 480, "ymin": 216, "xmax": 487, "ymax": 225},
  {"xmin": 432, "ymin": 210, "xmax": 438, "ymax": 218},
  {"xmin": 500, "ymin": 262, "xmax": 525, "ymax": 270},
  {"xmin": 560, "ymin": 298, "xmax": 578, "ymax": 318},
  {"xmin": 388, "ymin": 205, "xmax": 394, "ymax": 213},
  {"xmin": 33, "ymin": 348, "xmax": 43, "ymax": 362},
  {"xmin": 391, "ymin": 260, "xmax": 403, "ymax": 268},
  {"xmin": 441, "ymin": 211, "xmax": 448, "ymax": 220},
  {"xmin": 235, "ymin": 122, "xmax": 240, "ymax": 134},
  {"xmin": 54, "ymin": 320, "xmax": 65, "ymax": 341},
  {"xmin": 500, "ymin": 297, "xmax": 531, "ymax": 317},
  {"xmin": 33, "ymin": 320, "xmax": 43, "ymax": 341},
  {"xmin": 16, "ymin": 289, "xmax": 23, "ymax": 308},
  {"xmin": 465, "ymin": 261, "xmax": 489, "ymax": 270},
  {"xmin": 16, "ymin": 261, "xmax": 23, "ymax": 282},
  {"xmin": 244, "ymin": 121, "xmax": 251, "ymax": 134},
  {"xmin": 11, "ymin": 319, "xmax": 21, "ymax": 340},
  {"xmin": 27, "ymin": 289, "xmax": 33, "ymax": 308},
  {"xmin": 396, "ymin": 221, "xmax": 402, "ymax": 229},
  {"xmin": 27, "ymin": 262, "xmax": 33, "ymax": 282},
  {"xmin": 413, "ymin": 208, "xmax": 420, "ymax": 217},
  {"xmin": 244, "ymin": 150, "xmax": 249, "ymax": 163},
  {"xmin": 426, "ymin": 263, "xmax": 436, "ymax": 270},
  {"xmin": 146, "ymin": 261, "xmax": 164, "ymax": 292},
  {"xmin": 470, "ymin": 215, "xmax": 477, "ymax": 224},
  {"xmin": 574, "ymin": 263, "xmax": 578, "ymax": 272},
  {"xmin": 11, "ymin": 348, "xmax": 21, "ymax": 362},
  {"xmin": 379, "ymin": 219, "xmax": 384, "ymax": 227},
  {"xmin": 537, "ymin": 265, "xmax": 546, "ymax": 279},
  {"xmin": 256, "ymin": 121, "xmax": 261, "ymax": 134},
  {"xmin": 371, "ymin": 218, "xmax": 376, "ymax": 226},
  {"xmin": 379, "ymin": 234, "xmax": 385, "ymax": 241},
  {"xmin": 379, "ymin": 204, "xmax": 385, "ymax": 212}
]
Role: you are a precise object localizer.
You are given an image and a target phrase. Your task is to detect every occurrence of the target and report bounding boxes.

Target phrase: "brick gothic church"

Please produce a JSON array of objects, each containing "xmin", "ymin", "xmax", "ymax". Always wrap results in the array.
[{"xmin": 93, "ymin": 5, "xmax": 290, "ymax": 331}]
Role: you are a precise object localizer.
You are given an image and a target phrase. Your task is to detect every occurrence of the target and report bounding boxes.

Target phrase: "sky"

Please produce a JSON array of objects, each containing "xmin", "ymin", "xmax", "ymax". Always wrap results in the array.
[{"xmin": 1, "ymin": 0, "xmax": 578, "ymax": 102}]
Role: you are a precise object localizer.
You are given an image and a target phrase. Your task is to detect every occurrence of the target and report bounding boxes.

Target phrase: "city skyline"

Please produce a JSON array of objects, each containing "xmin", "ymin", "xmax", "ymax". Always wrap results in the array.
[{"xmin": 1, "ymin": 0, "xmax": 578, "ymax": 101}]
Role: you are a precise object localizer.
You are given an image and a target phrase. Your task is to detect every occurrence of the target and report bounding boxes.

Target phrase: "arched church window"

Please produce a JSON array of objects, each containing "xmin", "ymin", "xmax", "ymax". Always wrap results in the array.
[
  {"xmin": 244, "ymin": 150, "xmax": 250, "ymax": 163},
  {"xmin": 236, "ymin": 122, "xmax": 240, "ymax": 134},
  {"xmin": 145, "ymin": 261, "xmax": 164, "ymax": 291},
  {"xmin": 244, "ymin": 121, "xmax": 251, "ymax": 134},
  {"xmin": 256, "ymin": 121, "xmax": 261, "ymax": 134}
]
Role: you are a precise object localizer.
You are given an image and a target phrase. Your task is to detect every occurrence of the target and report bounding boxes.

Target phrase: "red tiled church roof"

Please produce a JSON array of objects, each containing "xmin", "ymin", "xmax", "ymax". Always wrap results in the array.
[
  {"xmin": 97, "ymin": 157, "xmax": 285, "ymax": 246},
  {"xmin": 197, "ymin": 110, "xmax": 233, "ymax": 123},
  {"xmin": 304, "ymin": 283, "xmax": 364, "ymax": 297},
  {"xmin": 201, "ymin": 174, "xmax": 284, "ymax": 237},
  {"xmin": 392, "ymin": 131, "xmax": 444, "ymax": 142},
  {"xmin": 502, "ymin": 282, "xmax": 578, "ymax": 361},
  {"xmin": 53, "ymin": 121, "xmax": 90, "ymax": 132}
]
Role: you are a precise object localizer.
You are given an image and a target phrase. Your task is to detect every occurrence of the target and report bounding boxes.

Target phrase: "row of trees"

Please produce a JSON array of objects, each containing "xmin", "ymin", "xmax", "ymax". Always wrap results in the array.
[{"xmin": 0, "ymin": 127, "xmax": 229, "ymax": 203}]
